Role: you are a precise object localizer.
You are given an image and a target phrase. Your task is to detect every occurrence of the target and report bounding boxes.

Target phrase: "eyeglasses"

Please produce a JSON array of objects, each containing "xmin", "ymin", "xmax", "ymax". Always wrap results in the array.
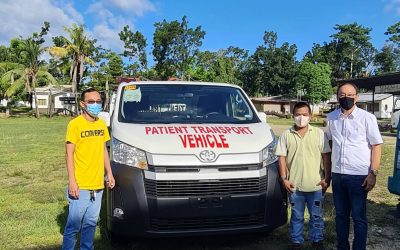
[
  {"xmin": 85, "ymin": 100, "xmax": 103, "ymax": 104},
  {"xmin": 338, "ymin": 93, "xmax": 356, "ymax": 98}
]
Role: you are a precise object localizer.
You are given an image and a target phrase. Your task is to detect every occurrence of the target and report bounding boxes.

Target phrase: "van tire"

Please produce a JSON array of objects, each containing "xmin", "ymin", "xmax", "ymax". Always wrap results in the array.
[{"xmin": 109, "ymin": 230, "xmax": 128, "ymax": 245}]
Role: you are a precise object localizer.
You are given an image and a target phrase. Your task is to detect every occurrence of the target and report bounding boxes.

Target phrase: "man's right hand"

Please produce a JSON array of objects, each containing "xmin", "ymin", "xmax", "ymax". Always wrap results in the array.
[
  {"xmin": 283, "ymin": 180, "xmax": 295, "ymax": 194},
  {"xmin": 68, "ymin": 181, "xmax": 79, "ymax": 199}
]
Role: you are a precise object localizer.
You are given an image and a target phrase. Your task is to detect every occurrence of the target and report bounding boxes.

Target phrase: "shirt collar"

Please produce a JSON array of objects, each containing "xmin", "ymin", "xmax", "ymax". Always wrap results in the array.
[
  {"xmin": 290, "ymin": 124, "xmax": 313, "ymax": 133},
  {"xmin": 338, "ymin": 106, "xmax": 359, "ymax": 119}
]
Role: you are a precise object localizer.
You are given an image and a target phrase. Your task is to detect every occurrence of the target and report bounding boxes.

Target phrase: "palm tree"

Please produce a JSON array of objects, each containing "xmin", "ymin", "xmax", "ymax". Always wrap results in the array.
[
  {"xmin": 48, "ymin": 24, "xmax": 96, "ymax": 112},
  {"xmin": 0, "ymin": 62, "xmax": 24, "ymax": 98},
  {"xmin": 21, "ymin": 38, "xmax": 47, "ymax": 118},
  {"xmin": 0, "ymin": 45, "xmax": 56, "ymax": 117},
  {"xmin": 1, "ymin": 62, "xmax": 57, "ymax": 97},
  {"xmin": 0, "ymin": 63, "xmax": 27, "ymax": 100}
]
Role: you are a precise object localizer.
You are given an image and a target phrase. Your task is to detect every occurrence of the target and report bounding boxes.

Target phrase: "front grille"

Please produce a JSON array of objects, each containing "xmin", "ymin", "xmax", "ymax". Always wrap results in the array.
[
  {"xmin": 150, "ymin": 213, "xmax": 265, "ymax": 231},
  {"xmin": 144, "ymin": 176, "xmax": 267, "ymax": 197},
  {"xmin": 148, "ymin": 164, "xmax": 262, "ymax": 173}
]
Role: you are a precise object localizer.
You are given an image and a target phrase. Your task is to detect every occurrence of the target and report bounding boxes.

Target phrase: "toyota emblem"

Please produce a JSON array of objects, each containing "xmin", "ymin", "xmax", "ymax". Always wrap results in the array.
[{"xmin": 199, "ymin": 150, "xmax": 217, "ymax": 162}]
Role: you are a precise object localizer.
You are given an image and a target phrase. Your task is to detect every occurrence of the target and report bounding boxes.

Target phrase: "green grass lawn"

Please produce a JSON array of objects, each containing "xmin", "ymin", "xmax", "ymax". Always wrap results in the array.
[
  {"xmin": 0, "ymin": 117, "xmax": 399, "ymax": 249},
  {"xmin": 0, "ymin": 117, "xmax": 111, "ymax": 249}
]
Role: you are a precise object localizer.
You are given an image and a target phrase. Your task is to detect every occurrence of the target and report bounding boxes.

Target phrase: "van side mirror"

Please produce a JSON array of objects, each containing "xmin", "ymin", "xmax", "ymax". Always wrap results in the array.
[
  {"xmin": 98, "ymin": 111, "xmax": 111, "ymax": 127},
  {"xmin": 257, "ymin": 112, "xmax": 267, "ymax": 123}
]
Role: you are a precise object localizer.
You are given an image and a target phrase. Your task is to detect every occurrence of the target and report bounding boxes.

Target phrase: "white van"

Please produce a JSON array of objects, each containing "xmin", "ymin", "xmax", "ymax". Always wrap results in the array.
[{"xmin": 106, "ymin": 81, "xmax": 287, "ymax": 239}]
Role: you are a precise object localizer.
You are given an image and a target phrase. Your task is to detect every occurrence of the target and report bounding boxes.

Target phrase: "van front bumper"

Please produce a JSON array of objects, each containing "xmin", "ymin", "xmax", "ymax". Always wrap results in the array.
[{"xmin": 107, "ymin": 161, "xmax": 287, "ymax": 237}]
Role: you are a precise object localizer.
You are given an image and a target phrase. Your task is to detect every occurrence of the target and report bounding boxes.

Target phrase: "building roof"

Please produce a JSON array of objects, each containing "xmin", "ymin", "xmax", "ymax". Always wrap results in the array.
[
  {"xmin": 328, "ymin": 93, "xmax": 392, "ymax": 103},
  {"xmin": 336, "ymin": 72, "xmax": 400, "ymax": 94},
  {"xmin": 34, "ymin": 85, "xmax": 73, "ymax": 96},
  {"xmin": 251, "ymin": 95, "xmax": 297, "ymax": 103},
  {"xmin": 357, "ymin": 93, "xmax": 392, "ymax": 102}
]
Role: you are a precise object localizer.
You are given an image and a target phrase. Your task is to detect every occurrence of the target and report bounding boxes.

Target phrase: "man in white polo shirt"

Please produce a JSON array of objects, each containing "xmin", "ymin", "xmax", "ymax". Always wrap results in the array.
[{"xmin": 326, "ymin": 83, "xmax": 383, "ymax": 250}]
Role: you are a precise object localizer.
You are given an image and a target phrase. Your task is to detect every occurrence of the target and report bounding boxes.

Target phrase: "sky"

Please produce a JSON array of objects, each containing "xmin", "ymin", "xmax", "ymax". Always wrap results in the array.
[{"xmin": 0, "ymin": 0, "xmax": 399, "ymax": 62}]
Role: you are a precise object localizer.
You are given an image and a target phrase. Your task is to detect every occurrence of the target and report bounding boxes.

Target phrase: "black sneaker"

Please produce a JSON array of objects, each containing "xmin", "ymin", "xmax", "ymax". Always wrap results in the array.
[
  {"xmin": 312, "ymin": 240, "xmax": 325, "ymax": 250},
  {"xmin": 290, "ymin": 243, "xmax": 302, "ymax": 250}
]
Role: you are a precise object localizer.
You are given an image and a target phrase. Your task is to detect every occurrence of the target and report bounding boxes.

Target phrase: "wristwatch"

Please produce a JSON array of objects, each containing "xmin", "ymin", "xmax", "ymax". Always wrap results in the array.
[
  {"xmin": 370, "ymin": 169, "xmax": 379, "ymax": 176},
  {"xmin": 280, "ymin": 176, "xmax": 288, "ymax": 181}
]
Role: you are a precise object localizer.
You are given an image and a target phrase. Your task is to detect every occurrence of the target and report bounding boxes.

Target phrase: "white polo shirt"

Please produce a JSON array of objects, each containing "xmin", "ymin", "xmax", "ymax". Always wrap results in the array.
[{"xmin": 326, "ymin": 106, "xmax": 383, "ymax": 175}]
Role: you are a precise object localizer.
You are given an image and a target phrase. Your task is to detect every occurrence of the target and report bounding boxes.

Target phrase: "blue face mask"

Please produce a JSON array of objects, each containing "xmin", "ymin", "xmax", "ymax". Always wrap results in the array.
[{"xmin": 86, "ymin": 103, "xmax": 102, "ymax": 117}]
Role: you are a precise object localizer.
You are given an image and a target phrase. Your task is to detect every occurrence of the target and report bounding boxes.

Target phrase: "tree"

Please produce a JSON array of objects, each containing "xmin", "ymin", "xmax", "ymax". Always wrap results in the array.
[
  {"xmin": 48, "ymin": 24, "xmax": 96, "ymax": 97},
  {"xmin": 304, "ymin": 42, "xmax": 337, "ymax": 68},
  {"xmin": 0, "ymin": 62, "xmax": 25, "ymax": 99},
  {"xmin": 224, "ymin": 46, "xmax": 249, "ymax": 86},
  {"xmin": 108, "ymin": 52, "xmax": 124, "ymax": 83},
  {"xmin": 22, "ymin": 22, "xmax": 52, "ymax": 117},
  {"xmin": 374, "ymin": 44, "xmax": 398, "ymax": 74},
  {"xmin": 3, "ymin": 22, "xmax": 57, "ymax": 117},
  {"xmin": 188, "ymin": 47, "xmax": 248, "ymax": 85},
  {"xmin": 47, "ymin": 36, "xmax": 72, "ymax": 86},
  {"xmin": 296, "ymin": 61, "xmax": 332, "ymax": 106},
  {"xmin": 385, "ymin": 22, "xmax": 400, "ymax": 46},
  {"xmin": 242, "ymin": 31, "xmax": 297, "ymax": 97},
  {"xmin": 0, "ymin": 25, "xmax": 57, "ymax": 104},
  {"xmin": 187, "ymin": 50, "xmax": 216, "ymax": 81},
  {"xmin": 153, "ymin": 16, "xmax": 205, "ymax": 80},
  {"xmin": 383, "ymin": 22, "xmax": 400, "ymax": 71},
  {"xmin": 118, "ymin": 25, "xmax": 147, "ymax": 76},
  {"xmin": 7, "ymin": 38, "xmax": 26, "ymax": 63},
  {"xmin": 331, "ymin": 23, "xmax": 375, "ymax": 78},
  {"xmin": 0, "ymin": 45, "xmax": 11, "ymax": 62},
  {"xmin": 49, "ymin": 24, "xmax": 97, "ymax": 114},
  {"xmin": 86, "ymin": 45, "xmax": 111, "ymax": 91}
]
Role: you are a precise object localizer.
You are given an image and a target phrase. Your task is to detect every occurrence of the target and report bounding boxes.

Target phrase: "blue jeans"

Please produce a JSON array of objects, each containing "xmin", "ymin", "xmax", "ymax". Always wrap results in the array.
[
  {"xmin": 332, "ymin": 173, "xmax": 368, "ymax": 250},
  {"xmin": 62, "ymin": 189, "xmax": 103, "ymax": 250},
  {"xmin": 289, "ymin": 189, "xmax": 324, "ymax": 244}
]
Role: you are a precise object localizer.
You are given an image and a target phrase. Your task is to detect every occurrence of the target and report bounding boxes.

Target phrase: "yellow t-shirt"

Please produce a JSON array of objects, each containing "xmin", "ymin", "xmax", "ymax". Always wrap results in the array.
[
  {"xmin": 275, "ymin": 125, "xmax": 331, "ymax": 192},
  {"xmin": 66, "ymin": 115, "xmax": 110, "ymax": 190}
]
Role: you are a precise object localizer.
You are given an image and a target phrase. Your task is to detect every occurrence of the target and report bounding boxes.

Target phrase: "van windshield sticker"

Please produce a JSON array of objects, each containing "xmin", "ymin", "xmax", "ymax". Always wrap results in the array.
[
  {"xmin": 123, "ymin": 88, "xmax": 142, "ymax": 103},
  {"xmin": 124, "ymin": 85, "xmax": 136, "ymax": 90}
]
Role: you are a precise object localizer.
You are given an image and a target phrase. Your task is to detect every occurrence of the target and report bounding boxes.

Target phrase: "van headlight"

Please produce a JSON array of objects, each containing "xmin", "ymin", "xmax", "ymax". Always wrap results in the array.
[
  {"xmin": 260, "ymin": 129, "xmax": 278, "ymax": 167},
  {"xmin": 112, "ymin": 138, "xmax": 148, "ymax": 170}
]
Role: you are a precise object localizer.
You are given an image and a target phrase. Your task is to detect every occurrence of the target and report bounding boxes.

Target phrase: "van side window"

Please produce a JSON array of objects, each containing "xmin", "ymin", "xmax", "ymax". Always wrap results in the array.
[{"xmin": 231, "ymin": 93, "xmax": 252, "ymax": 120}]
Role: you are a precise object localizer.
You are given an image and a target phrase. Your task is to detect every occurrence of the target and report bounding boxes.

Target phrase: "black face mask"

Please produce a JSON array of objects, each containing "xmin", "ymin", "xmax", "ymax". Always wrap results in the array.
[{"xmin": 339, "ymin": 97, "xmax": 355, "ymax": 110}]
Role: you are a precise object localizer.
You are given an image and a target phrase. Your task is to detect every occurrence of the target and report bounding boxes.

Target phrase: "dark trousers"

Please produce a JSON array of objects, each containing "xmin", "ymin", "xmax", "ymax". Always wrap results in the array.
[{"xmin": 332, "ymin": 173, "xmax": 368, "ymax": 250}]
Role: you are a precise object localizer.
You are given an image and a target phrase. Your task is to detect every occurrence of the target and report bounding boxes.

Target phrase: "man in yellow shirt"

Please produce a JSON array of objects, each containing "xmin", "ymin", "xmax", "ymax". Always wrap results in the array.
[
  {"xmin": 275, "ymin": 102, "xmax": 331, "ymax": 250},
  {"xmin": 62, "ymin": 88, "xmax": 115, "ymax": 250}
]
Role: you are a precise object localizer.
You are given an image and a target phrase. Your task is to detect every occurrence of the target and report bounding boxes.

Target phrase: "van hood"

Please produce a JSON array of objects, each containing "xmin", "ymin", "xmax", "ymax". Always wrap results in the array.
[{"xmin": 112, "ymin": 122, "xmax": 275, "ymax": 155}]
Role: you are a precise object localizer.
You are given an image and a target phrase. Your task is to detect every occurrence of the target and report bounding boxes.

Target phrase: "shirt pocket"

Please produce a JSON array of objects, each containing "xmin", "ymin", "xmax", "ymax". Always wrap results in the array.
[{"xmin": 348, "ymin": 126, "xmax": 366, "ymax": 142}]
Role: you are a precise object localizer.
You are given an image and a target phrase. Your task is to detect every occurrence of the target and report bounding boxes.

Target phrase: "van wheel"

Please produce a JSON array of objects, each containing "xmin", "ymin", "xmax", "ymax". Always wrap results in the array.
[{"xmin": 109, "ymin": 231, "xmax": 128, "ymax": 244}]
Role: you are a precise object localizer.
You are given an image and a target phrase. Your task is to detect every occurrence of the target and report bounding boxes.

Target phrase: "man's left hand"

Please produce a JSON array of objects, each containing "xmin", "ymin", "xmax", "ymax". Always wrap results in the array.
[
  {"xmin": 362, "ymin": 174, "xmax": 376, "ymax": 191},
  {"xmin": 107, "ymin": 174, "xmax": 115, "ymax": 189},
  {"xmin": 317, "ymin": 179, "xmax": 330, "ymax": 194}
]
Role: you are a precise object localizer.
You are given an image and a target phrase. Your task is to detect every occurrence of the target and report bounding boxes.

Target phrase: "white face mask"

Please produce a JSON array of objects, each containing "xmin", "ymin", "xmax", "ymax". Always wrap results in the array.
[{"xmin": 294, "ymin": 115, "xmax": 310, "ymax": 128}]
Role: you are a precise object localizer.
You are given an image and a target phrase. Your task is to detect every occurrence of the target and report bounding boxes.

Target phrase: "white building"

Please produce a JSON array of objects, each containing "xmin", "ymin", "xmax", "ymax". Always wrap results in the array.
[
  {"xmin": 328, "ymin": 93, "xmax": 393, "ymax": 119},
  {"xmin": 251, "ymin": 96, "xmax": 322, "ymax": 115},
  {"xmin": 0, "ymin": 99, "xmax": 8, "ymax": 107},
  {"xmin": 32, "ymin": 86, "xmax": 77, "ymax": 115}
]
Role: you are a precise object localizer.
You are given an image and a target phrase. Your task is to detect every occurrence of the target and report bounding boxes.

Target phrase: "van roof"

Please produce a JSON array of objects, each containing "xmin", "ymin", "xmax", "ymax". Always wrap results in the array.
[{"xmin": 118, "ymin": 81, "xmax": 241, "ymax": 89}]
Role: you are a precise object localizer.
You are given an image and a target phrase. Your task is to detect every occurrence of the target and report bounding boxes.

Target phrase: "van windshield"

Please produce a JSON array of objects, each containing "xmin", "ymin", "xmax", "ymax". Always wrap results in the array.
[{"xmin": 118, "ymin": 84, "xmax": 259, "ymax": 124}]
